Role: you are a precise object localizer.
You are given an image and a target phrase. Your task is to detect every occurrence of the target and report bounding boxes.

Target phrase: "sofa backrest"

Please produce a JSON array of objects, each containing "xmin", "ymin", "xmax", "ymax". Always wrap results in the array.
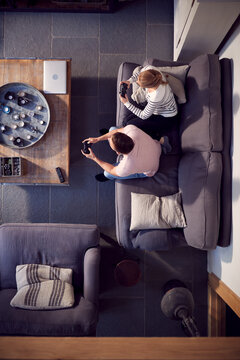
[
  {"xmin": 180, "ymin": 54, "xmax": 222, "ymax": 152},
  {"xmin": 0, "ymin": 223, "xmax": 99, "ymax": 290}
]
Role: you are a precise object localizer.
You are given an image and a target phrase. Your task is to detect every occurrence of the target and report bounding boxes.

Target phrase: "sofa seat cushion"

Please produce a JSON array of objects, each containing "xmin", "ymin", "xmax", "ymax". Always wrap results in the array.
[
  {"xmin": 180, "ymin": 54, "xmax": 222, "ymax": 152},
  {"xmin": 0, "ymin": 289, "xmax": 98, "ymax": 336},
  {"xmin": 179, "ymin": 151, "xmax": 222, "ymax": 249},
  {"xmin": 115, "ymin": 154, "xmax": 186, "ymax": 250}
]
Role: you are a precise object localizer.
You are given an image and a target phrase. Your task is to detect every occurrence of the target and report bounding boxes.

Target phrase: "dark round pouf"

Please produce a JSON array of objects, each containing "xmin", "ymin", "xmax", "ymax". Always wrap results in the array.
[{"xmin": 114, "ymin": 259, "xmax": 141, "ymax": 287}]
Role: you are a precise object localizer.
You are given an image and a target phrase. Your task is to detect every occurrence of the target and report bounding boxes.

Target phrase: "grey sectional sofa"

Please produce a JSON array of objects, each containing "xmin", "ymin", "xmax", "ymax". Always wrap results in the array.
[
  {"xmin": 115, "ymin": 54, "xmax": 232, "ymax": 251},
  {"xmin": 0, "ymin": 223, "xmax": 100, "ymax": 336}
]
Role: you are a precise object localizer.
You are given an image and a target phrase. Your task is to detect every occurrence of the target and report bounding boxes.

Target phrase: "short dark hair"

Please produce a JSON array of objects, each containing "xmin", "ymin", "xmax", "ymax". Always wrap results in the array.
[{"xmin": 111, "ymin": 132, "xmax": 134, "ymax": 154}]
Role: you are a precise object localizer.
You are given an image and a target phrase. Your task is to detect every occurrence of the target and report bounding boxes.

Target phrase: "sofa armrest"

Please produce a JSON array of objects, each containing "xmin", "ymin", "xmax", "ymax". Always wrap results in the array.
[
  {"xmin": 83, "ymin": 247, "xmax": 100, "ymax": 305},
  {"xmin": 116, "ymin": 62, "xmax": 140, "ymax": 127}
]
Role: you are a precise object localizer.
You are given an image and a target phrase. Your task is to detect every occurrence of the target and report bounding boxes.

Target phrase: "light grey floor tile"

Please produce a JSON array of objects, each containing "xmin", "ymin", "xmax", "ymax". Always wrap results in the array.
[
  {"xmin": 147, "ymin": 24, "xmax": 173, "ymax": 60},
  {"xmin": 52, "ymin": 13, "xmax": 99, "ymax": 37},
  {"xmin": 2, "ymin": 185, "xmax": 49, "ymax": 223},
  {"xmin": 97, "ymin": 298, "xmax": 144, "ymax": 336},
  {"xmin": 99, "ymin": 246, "xmax": 144, "ymax": 298},
  {"xmin": 99, "ymin": 54, "xmax": 145, "ymax": 114},
  {"xmin": 144, "ymin": 247, "xmax": 194, "ymax": 284},
  {"xmin": 50, "ymin": 164, "xmax": 97, "ymax": 224},
  {"xmin": 97, "ymin": 173, "xmax": 116, "ymax": 232},
  {"xmin": 100, "ymin": 0, "xmax": 146, "ymax": 54},
  {"xmin": 147, "ymin": 0, "xmax": 173, "ymax": 24},
  {"xmin": 4, "ymin": 12, "xmax": 51, "ymax": 58},
  {"xmin": 98, "ymin": 113, "xmax": 116, "ymax": 135},
  {"xmin": 70, "ymin": 96, "xmax": 99, "ymax": 165},
  {"xmin": 52, "ymin": 37, "xmax": 98, "ymax": 96}
]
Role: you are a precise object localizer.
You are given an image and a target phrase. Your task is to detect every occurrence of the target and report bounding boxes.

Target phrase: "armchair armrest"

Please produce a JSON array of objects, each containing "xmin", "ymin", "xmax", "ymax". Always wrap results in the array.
[{"xmin": 83, "ymin": 247, "xmax": 100, "ymax": 305}]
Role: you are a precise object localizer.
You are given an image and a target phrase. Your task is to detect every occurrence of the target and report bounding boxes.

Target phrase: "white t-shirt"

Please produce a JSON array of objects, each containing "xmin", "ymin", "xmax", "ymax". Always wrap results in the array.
[{"xmin": 115, "ymin": 125, "xmax": 161, "ymax": 177}]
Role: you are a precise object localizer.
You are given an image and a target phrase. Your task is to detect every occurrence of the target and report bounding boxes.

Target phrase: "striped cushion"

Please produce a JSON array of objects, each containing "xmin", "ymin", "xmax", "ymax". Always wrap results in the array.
[
  {"xmin": 15, "ymin": 264, "xmax": 72, "ymax": 290},
  {"xmin": 10, "ymin": 264, "xmax": 74, "ymax": 310}
]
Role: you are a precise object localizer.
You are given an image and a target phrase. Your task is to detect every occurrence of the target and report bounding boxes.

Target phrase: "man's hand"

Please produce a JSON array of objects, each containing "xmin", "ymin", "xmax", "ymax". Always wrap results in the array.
[
  {"xmin": 81, "ymin": 148, "xmax": 96, "ymax": 160},
  {"xmin": 82, "ymin": 137, "xmax": 99, "ymax": 144},
  {"xmin": 119, "ymin": 93, "xmax": 129, "ymax": 104}
]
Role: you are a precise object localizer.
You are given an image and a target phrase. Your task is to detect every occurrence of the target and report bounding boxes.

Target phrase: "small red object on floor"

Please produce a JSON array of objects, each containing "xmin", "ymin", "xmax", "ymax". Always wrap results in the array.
[{"xmin": 114, "ymin": 259, "xmax": 141, "ymax": 287}]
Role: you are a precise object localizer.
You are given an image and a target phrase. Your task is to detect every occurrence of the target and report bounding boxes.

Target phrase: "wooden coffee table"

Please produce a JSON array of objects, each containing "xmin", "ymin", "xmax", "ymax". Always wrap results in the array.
[{"xmin": 0, "ymin": 59, "xmax": 71, "ymax": 184}]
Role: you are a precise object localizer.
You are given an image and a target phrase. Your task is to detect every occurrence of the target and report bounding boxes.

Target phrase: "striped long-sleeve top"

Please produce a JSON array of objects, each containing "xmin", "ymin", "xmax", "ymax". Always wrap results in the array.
[{"xmin": 125, "ymin": 65, "xmax": 178, "ymax": 119}]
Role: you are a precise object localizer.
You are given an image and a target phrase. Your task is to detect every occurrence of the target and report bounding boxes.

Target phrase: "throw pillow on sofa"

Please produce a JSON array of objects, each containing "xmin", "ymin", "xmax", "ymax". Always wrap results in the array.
[
  {"xmin": 10, "ymin": 264, "xmax": 74, "ymax": 310},
  {"xmin": 15, "ymin": 263, "xmax": 73, "ymax": 290},
  {"xmin": 10, "ymin": 280, "xmax": 74, "ymax": 310},
  {"xmin": 130, "ymin": 192, "xmax": 187, "ymax": 231}
]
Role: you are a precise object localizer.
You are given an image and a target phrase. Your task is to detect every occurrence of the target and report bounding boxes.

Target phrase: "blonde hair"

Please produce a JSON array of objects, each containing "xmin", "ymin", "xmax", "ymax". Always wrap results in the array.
[{"xmin": 138, "ymin": 69, "xmax": 168, "ymax": 88}]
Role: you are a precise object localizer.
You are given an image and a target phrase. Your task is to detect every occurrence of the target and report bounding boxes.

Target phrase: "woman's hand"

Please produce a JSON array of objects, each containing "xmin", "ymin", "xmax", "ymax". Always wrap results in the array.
[
  {"xmin": 119, "ymin": 94, "xmax": 129, "ymax": 104},
  {"xmin": 82, "ymin": 137, "xmax": 99, "ymax": 144},
  {"xmin": 81, "ymin": 148, "xmax": 96, "ymax": 160},
  {"xmin": 120, "ymin": 80, "xmax": 130, "ymax": 89}
]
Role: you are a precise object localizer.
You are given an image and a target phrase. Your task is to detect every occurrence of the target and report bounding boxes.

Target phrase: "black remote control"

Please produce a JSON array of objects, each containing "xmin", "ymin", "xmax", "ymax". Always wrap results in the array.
[
  {"xmin": 119, "ymin": 83, "xmax": 128, "ymax": 97},
  {"xmin": 56, "ymin": 167, "xmax": 65, "ymax": 183},
  {"xmin": 83, "ymin": 142, "xmax": 92, "ymax": 154}
]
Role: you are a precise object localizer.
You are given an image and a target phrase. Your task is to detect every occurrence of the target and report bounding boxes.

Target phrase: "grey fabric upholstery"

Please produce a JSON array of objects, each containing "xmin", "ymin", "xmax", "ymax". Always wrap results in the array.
[
  {"xmin": 218, "ymin": 58, "xmax": 233, "ymax": 247},
  {"xmin": 180, "ymin": 54, "xmax": 223, "ymax": 152},
  {"xmin": 115, "ymin": 54, "xmax": 232, "ymax": 251},
  {"xmin": 178, "ymin": 152, "xmax": 222, "ymax": 249},
  {"xmin": 0, "ymin": 290, "xmax": 97, "ymax": 336},
  {"xmin": 0, "ymin": 223, "xmax": 100, "ymax": 336}
]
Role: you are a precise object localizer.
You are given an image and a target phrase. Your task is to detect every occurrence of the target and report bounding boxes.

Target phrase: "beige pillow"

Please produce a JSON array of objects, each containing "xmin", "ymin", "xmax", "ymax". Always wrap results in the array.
[
  {"xmin": 154, "ymin": 65, "xmax": 189, "ymax": 84},
  {"xmin": 10, "ymin": 264, "xmax": 74, "ymax": 310},
  {"xmin": 15, "ymin": 264, "xmax": 72, "ymax": 291},
  {"xmin": 162, "ymin": 72, "xmax": 186, "ymax": 104},
  {"xmin": 130, "ymin": 192, "xmax": 187, "ymax": 231},
  {"xmin": 10, "ymin": 280, "xmax": 74, "ymax": 310}
]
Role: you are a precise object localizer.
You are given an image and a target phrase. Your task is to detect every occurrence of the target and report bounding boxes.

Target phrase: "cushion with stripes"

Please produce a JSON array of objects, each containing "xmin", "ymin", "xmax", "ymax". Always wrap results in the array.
[{"xmin": 10, "ymin": 264, "xmax": 74, "ymax": 310}]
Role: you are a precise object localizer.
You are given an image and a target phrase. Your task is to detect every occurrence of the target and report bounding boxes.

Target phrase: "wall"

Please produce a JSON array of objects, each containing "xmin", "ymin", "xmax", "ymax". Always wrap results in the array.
[{"xmin": 208, "ymin": 24, "xmax": 240, "ymax": 297}]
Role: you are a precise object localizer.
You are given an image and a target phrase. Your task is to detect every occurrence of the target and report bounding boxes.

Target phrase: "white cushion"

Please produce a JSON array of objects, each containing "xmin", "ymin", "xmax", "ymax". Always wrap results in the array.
[
  {"xmin": 10, "ymin": 264, "xmax": 74, "ymax": 310},
  {"xmin": 10, "ymin": 280, "xmax": 74, "ymax": 310},
  {"xmin": 15, "ymin": 264, "xmax": 72, "ymax": 291},
  {"xmin": 130, "ymin": 192, "xmax": 187, "ymax": 231},
  {"xmin": 163, "ymin": 73, "xmax": 186, "ymax": 104}
]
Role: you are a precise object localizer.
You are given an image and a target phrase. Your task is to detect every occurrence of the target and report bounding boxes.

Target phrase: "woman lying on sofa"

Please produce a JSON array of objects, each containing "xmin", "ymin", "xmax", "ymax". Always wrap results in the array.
[{"xmin": 120, "ymin": 66, "xmax": 178, "ymax": 120}]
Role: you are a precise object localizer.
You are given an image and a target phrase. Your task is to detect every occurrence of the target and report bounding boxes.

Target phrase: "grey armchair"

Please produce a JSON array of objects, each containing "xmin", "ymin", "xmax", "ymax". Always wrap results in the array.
[{"xmin": 0, "ymin": 223, "xmax": 100, "ymax": 336}]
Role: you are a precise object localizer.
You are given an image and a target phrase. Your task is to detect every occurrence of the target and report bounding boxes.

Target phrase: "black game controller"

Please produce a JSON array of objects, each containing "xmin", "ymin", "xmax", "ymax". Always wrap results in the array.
[
  {"xmin": 83, "ymin": 141, "xmax": 92, "ymax": 154},
  {"xmin": 119, "ymin": 83, "xmax": 128, "ymax": 97}
]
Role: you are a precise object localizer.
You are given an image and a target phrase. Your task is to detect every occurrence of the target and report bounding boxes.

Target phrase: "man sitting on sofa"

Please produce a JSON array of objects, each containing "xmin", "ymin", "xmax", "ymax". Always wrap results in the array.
[{"xmin": 81, "ymin": 125, "xmax": 171, "ymax": 182}]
